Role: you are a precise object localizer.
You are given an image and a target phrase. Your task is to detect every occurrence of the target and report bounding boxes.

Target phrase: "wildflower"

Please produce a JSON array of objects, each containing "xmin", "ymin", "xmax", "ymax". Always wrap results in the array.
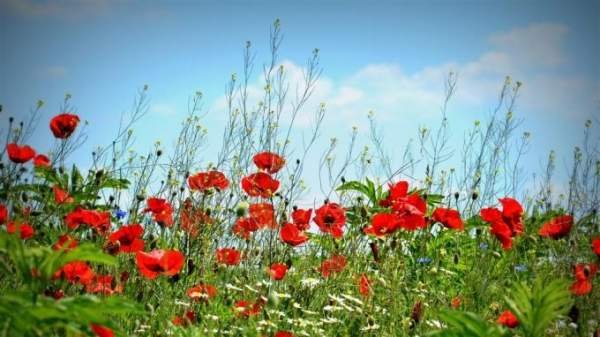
[
  {"xmin": 90, "ymin": 324, "xmax": 114, "ymax": 337},
  {"xmin": 50, "ymin": 113, "xmax": 80, "ymax": 139},
  {"xmin": 54, "ymin": 261, "xmax": 95, "ymax": 285},
  {"xmin": 144, "ymin": 197, "xmax": 173, "ymax": 227},
  {"xmin": 268, "ymin": 263, "xmax": 288, "ymax": 280},
  {"xmin": 292, "ymin": 208, "xmax": 312, "ymax": 230},
  {"xmin": 480, "ymin": 197, "xmax": 524, "ymax": 250},
  {"xmin": 135, "ymin": 249, "xmax": 184, "ymax": 279},
  {"xmin": 253, "ymin": 151, "xmax": 286, "ymax": 174},
  {"xmin": 274, "ymin": 331, "xmax": 295, "ymax": 337},
  {"xmin": 172, "ymin": 311, "xmax": 196, "ymax": 326},
  {"xmin": 593, "ymin": 237, "xmax": 600, "ymax": 257},
  {"xmin": 570, "ymin": 263, "xmax": 597, "ymax": 296},
  {"xmin": 364, "ymin": 212, "xmax": 401, "ymax": 237},
  {"xmin": 479, "ymin": 242, "xmax": 489, "ymax": 250},
  {"xmin": 114, "ymin": 209, "xmax": 127, "ymax": 220},
  {"xmin": 379, "ymin": 181, "xmax": 427, "ymax": 230},
  {"xmin": 417, "ymin": 257, "xmax": 432, "ymax": 264},
  {"xmin": 188, "ymin": 170, "xmax": 229, "ymax": 191},
  {"xmin": 187, "ymin": 284, "xmax": 218, "ymax": 301},
  {"xmin": 6, "ymin": 143, "xmax": 36, "ymax": 163},
  {"xmin": 108, "ymin": 224, "xmax": 145, "ymax": 253},
  {"xmin": 52, "ymin": 234, "xmax": 78, "ymax": 251},
  {"xmin": 514, "ymin": 264, "xmax": 527, "ymax": 273},
  {"xmin": 450, "ymin": 297, "xmax": 461, "ymax": 309},
  {"xmin": 180, "ymin": 198, "xmax": 212, "ymax": 237},
  {"xmin": 241, "ymin": 172, "xmax": 280, "ymax": 198},
  {"xmin": 320, "ymin": 255, "xmax": 346, "ymax": 278},
  {"xmin": 539, "ymin": 215, "xmax": 573, "ymax": 239},
  {"xmin": 432, "ymin": 208, "xmax": 464, "ymax": 230},
  {"xmin": 53, "ymin": 185, "xmax": 74, "ymax": 204},
  {"xmin": 280, "ymin": 223, "xmax": 309, "ymax": 246},
  {"xmin": 250, "ymin": 202, "xmax": 276, "ymax": 229},
  {"xmin": 0, "ymin": 204, "xmax": 7, "ymax": 224},
  {"xmin": 86, "ymin": 274, "xmax": 121, "ymax": 295},
  {"xmin": 234, "ymin": 299, "xmax": 263, "ymax": 317},
  {"xmin": 33, "ymin": 154, "xmax": 51, "ymax": 167},
  {"xmin": 358, "ymin": 273, "xmax": 371, "ymax": 297},
  {"xmin": 216, "ymin": 248, "xmax": 241, "ymax": 266},
  {"xmin": 64, "ymin": 208, "xmax": 111, "ymax": 233},
  {"xmin": 314, "ymin": 202, "xmax": 346, "ymax": 238},
  {"xmin": 233, "ymin": 217, "xmax": 260, "ymax": 240},
  {"xmin": 497, "ymin": 310, "xmax": 519, "ymax": 328},
  {"xmin": 6, "ymin": 222, "xmax": 34, "ymax": 239}
]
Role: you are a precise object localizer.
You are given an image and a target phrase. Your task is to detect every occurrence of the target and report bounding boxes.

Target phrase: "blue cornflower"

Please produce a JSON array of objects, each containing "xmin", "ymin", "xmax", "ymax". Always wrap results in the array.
[
  {"xmin": 417, "ymin": 257, "xmax": 432, "ymax": 264},
  {"xmin": 514, "ymin": 264, "xmax": 527, "ymax": 273},
  {"xmin": 479, "ymin": 242, "xmax": 489, "ymax": 250},
  {"xmin": 115, "ymin": 209, "xmax": 127, "ymax": 220}
]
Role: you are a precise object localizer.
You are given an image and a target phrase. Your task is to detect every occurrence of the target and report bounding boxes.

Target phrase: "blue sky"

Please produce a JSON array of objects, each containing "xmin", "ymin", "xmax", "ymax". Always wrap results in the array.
[{"xmin": 1, "ymin": 0, "xmax": 598, "ymax": 199}]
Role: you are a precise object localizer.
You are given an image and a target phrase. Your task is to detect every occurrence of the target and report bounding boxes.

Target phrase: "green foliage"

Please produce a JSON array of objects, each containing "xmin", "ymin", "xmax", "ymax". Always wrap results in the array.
[
  {"xmin": 428, "ymin": 310, "xmax": 510, "ymax": 337},
  {"xmin": 504, "ymin": 278, "xmax": 572, "ymax": 337}
]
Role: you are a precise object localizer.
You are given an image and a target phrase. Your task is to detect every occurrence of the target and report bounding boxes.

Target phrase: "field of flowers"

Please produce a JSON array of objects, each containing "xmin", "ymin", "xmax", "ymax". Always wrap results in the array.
[{"xmin": 0, "ymin": 22, "xmax": 599, "ymax": 337}]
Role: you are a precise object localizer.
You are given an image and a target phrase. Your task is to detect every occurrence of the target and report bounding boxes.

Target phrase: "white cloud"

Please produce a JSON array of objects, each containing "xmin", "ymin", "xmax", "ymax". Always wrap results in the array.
[{"xmin": 210, "ymin": 22, "xmax": 596, "ymax": 136}]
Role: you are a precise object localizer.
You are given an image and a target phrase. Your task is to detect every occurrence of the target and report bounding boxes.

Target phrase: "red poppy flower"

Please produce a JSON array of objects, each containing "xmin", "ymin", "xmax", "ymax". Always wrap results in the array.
[
  {"xmin": 172, "ymin": 311, "xmax": 196, "ymax": 326},
  {"xmin": 233, "ymin": 217, "xmax": 260, "ymax": 240},
  {"xmin": 0, "ymin": 204, "xmax": 7, "ymax": 224},
  {"xmin": 216, "ymin": 248, "xmax": 241, "ymax": 266},
  {"xmin": 33, "ymin": 154, "xmax": 51, "ymax": 167},
  {"xmin": 50, "ymin": 113, "xmax": 80, "ymax": 139},
  {"xmin": 53, "ymin": 185, "xmax": 74, "ymax": 204},
  {"xmin": 280, "ymin": 223, "xmax": 309, "ymax": 246},
  {"xmin": 64, "ymin": 208, "xmax": 111, "ymax": 233},
  {"xmin": 320, "ymin": 255, "xmax": 346, "ymax": 278},
  {"xmin": 292, "ymin": 208, "xmax": 312, "ymax": 230},
  {"xmin": 90, "ymin": 324, "xmax": 114, "ymax": 337},
  {"xmin": 86, "ymin": 274, "xmax": 121, "ymax": 295},
  {"xmin": 55, "ymin": 261, "xmax": 95, "ymax": 285},
  {"xmin": 314, "ymin": 203, "xmax": 346, "ymax": 238},
  {"xmin": 52, "ymin": 234, "xmax": 78, "ymax": 251},
  {"xmin": 570, "ymin": 263, "xmax": 597, "ymax": 296},
  {"xmin": 241, "ymin": 172, "xmax": 280, "ymax": 198},
  {"xmin": 108, "ymin": 224, "xmax": 144, "ymax": 253},
  {"xmin": 497, "ymin": 310, "xmax": 519, "ymax": 328},
  {"xmin": 432, "ymin": 208, "xmax": 464, "ymax": 230},
  {"xmin": 274, "ymin": 331, "xmax": 294, "ymax": 337},
  {"xmin": 249, "ymin": 202, "xmax": 276, "ymax": 229},
  {"xmin": 481, "ymin": 198, "xmax": 524, "ymax": 249},
  {"xmin": 358, "ymin": 273, "xmax": 371, "ymax": 297},
  {"xmin": 187, "ymin": 284, "xmax": 218, "ymax": 301},
  {"xmin": 144, "ymin": 197, "xmax": 173, "ymax": 227},
  {"xmin": 188, "ymin": 170, "xmax": 230, "ymax": 191},
  {"xmin": 268, "ymin": 262, "xmax": 288, "ymax": 280},
  {"xmin": 6, "ymin": 143, "xmax": 35, "ymax": 163},
  {"xmin": 539, "ymin": 215, "xmax": 573, "ymax": 239},
  {"xmin": 253, "ymin": 151, "xmax": 286, "ymax": 174},
  {"xmin": 363, "ymin": 212, "xmax": 402, "ymax": 236},
  {"xmin": 234, "ymin": 299, "xmax": 263, "ymax": 317},
  {"xmin": 593, "ymin": 237, "xmax": 600, "ymax": 257},
  {"xmin": 135, "ymin": 249, "xmax": 184, "ymax": 279},
  {"xmin": 450, "ymin": 296, "xmax": 461, "ymax": 309},
  {"xmin": 180, "ymin": 199, "xmax": 212, "ymax": 237},
  {"xmin": 379, "ymin": 181, "xmax": 427, "ymax": 230},
  {"xmin": 6, "ymin": 222, "xmax": 34, "ymax": 239}
]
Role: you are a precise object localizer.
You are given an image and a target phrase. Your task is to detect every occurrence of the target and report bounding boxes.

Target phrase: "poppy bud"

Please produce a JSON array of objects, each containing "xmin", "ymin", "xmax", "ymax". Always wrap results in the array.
[
  {"xmin": 453, "ymin": 254, "xmax": 459, "ymax": 264},
  {"xmin": 324, "ymin": 199, "xmax": 329, "ymax": 204},
  {"xmin": 292, "ymin": 205, "xmax": 298, "ymax": 211},
  {"xmin": 21, "ymin": 192, "xmax": 28, "ymax": 202},
  {"xmin": 472, "ymin": 192, "xmax": 478, "ymax": 200},
  {"xmin": 0, "ymin": 163, "xmax": 4, "ymax": 170},
  {"xmin": 9, "ymin": 116, "xmax": 14, "ymax": 123},
  {"xmin": 341, "ymin": 176, "xmax": 346, "ymax": 183},
  {"xmin": 286, "ymin": 259, "xmax": 293, "ymax": 268},
  {"xmin": 236, "ymin": 201, "xmax": 249, "ymax": 217},
  {"xmin": 296, "ymin": 159, "xmax": 300, "ymax": 165},
  {"xmin": 108, "ymin": 195, "xmax": 115, "ymax": 202},
  {"xmin": 156, "ymin": 150, "xmax": 162, "ymax": 156},
  {"xmin": 568, "ymin": 305, "xmax": 579, "ymax": 324},
  {"xmin": 410, "ymin": 301, "xmax": 423, "ymax": 329},
  {"xmin": 104, "ymin": 241, "xmax": 120, "ymax": 255},
  {"xmin": 369, "ymin": 241, "xmax": 380, "ymax": 263},
  {"xmin": 136, "ymin": 194, "xmax": 145, "ymax": 202},
  {"xmin": 187, "ymin": 259, "xmax": 195, "ymax": 275},
  {"xmin": 422, "ymin": 193, "xmax": 428, "ymax": 201},
  {"xmin": 169, "ymin": 274, "xmax": 180, "ymax": 283},
  {"xmin": 95, "ymin": 169, "xmax": 104, "ymax": 179},
  {"xmin": 454, "ymin": 192, "xmax": 459, "ymax": 200}
]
